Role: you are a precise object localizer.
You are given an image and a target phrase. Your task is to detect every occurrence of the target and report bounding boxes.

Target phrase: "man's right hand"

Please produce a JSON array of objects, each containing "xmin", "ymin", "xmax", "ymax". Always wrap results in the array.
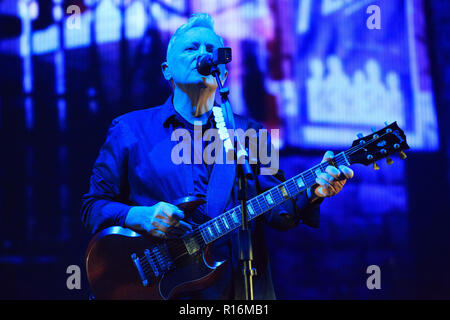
[{"xmin": 124, "ymin": 202, "xmax": 192, "ymax": 239}]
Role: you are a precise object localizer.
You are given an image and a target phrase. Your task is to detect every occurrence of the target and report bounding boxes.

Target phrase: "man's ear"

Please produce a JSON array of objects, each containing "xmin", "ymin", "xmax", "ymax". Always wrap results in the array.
[{"xmin": 161, "ymin": 62, "xmax": 172, "ymax": 81}]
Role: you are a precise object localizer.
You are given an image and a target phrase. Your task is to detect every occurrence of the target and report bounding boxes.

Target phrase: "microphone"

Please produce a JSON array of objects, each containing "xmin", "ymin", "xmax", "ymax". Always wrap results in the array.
[
  {"xmin": 196, "ymin": 55, "xmax": 214, "ymax": 76},
  {"xmin": 196, "ymin": 47, "xmax": 232, "ymax": 76}
]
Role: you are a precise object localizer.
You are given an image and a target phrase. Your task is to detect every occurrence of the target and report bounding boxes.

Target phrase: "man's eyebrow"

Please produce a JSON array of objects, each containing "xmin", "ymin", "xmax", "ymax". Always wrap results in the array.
[
  {"xmin": 184, "ymin": 41, "xmax": 200, "ymax": 47},
  {"xmin": 183, "ymin": 41, "xmax": 217, "ymax": 48}
]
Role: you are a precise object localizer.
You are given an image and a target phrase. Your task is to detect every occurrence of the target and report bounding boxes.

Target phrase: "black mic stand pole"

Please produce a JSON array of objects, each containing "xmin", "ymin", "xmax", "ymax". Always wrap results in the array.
[{"xmin": 210, "ymin": 66, "xmax": 256, "ymax": 301}]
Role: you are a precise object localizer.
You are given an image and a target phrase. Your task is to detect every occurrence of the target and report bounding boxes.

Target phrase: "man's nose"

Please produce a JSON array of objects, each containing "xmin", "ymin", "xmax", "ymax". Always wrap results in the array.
[{"xmin": 198, "ymin": 45, "xmax": 210, "ymax": 56}]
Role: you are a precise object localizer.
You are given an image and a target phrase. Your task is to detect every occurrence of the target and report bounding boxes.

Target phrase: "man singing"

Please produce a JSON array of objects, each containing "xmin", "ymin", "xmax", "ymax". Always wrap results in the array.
[{"xmin": 81, "ymin": 13, "xmax": 353, "ymax": 299}]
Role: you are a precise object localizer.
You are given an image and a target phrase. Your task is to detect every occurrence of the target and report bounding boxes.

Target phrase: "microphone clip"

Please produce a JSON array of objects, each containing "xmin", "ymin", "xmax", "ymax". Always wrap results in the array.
[{"xmin": 196, "ymin": 47, "xmax": 232, "ymax": 76}]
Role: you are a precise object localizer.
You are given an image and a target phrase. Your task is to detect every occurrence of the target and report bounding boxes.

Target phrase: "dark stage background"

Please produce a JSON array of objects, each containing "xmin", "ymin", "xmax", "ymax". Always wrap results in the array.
[{"xmin": 0, "ymin": 0, "xmax": 449, "ymax": 299}]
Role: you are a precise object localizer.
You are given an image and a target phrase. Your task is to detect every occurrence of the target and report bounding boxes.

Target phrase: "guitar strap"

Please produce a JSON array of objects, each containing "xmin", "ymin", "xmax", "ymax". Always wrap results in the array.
[{"xmin": 206, "ymin": 115, "xmax": 248, "ymax": 219}]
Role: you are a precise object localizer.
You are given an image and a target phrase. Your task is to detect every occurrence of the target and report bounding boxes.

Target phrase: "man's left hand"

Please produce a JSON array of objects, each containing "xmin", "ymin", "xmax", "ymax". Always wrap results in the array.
[{"xmin": 313, "ymin": 150, "xmax": 354, "ymax": 199}]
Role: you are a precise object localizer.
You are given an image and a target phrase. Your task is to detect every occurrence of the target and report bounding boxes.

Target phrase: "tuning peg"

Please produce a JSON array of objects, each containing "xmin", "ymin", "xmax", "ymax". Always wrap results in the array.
[
  {"xmin": 371, "ymin": 127, "xmax": 377, "ymax": 133},
  {"xmin": 384, "ymin": 121, "xmax": 389, "ymax": 126},
  {"xmin": 399, "ymin": 151, "xmax": 407, "ymax": 160},
  {"xmin": 373, "ymin": 162, "xmax": 380, "ymax": 170},
  {"xmin": 357, "ymin": 133, "xmax": 364, "ymax": 139},
  {"xmin": 386, "ymin": 157, "xmax": 394, "ymax": 165}
]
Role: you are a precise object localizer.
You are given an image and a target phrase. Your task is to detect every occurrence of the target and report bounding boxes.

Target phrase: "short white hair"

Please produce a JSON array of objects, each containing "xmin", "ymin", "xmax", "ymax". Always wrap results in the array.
[{"xmin": 166, "ymin": 13, "xmax": 225, "ymax": 61}]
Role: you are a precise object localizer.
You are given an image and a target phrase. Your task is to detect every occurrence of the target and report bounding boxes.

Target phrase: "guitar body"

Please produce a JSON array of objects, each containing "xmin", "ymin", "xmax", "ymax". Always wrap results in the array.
[{"xmin": 86, "ymin": 226, "xmax": 226, "ymax": 300}]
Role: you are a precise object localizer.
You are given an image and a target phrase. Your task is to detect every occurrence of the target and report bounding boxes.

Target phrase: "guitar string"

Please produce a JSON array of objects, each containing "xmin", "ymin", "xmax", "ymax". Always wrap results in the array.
[
  {"xmin": 138, "ymin": 130, "xmax": 396, "ymax": 274},
  {"xmin": 190, "ymin": 151, "xmax": 348, "ymax": 244},
  {"xmin": 181, "ymin": 130, "xmax": 393, "ymax": 248},
  {"xmin": 140, "ymin": 140, "xmax": 378, "ymax": 271},
  {"xmin": 140, "ymin": 133, "xmax": 393, "ymax": 275},
  {"xmin": 139, "ymin": 155, "xmax": 345, "ymax": 273},
  {"xmin": 140, "ymin": 149, "xmax": 366, "ymax": 271}
]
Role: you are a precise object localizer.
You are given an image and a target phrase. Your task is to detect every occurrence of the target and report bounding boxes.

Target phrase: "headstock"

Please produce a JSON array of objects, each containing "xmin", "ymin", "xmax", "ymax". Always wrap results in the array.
[{"xmin": 347, "ymin": 122, "xmax": 409, "ymax": 169}]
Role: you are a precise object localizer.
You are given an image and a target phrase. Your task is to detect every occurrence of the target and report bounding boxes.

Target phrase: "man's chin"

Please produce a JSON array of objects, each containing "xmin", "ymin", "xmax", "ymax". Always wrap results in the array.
[{"xmin": 186, "ymin": 78, "xmax": 216, "ymax": 90}]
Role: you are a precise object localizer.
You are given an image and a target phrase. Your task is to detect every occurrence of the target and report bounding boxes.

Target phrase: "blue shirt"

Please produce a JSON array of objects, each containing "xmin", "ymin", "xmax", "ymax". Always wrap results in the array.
[{"xmin": 81, "ymin": 96, "xmax": 322, "ymax": 299}]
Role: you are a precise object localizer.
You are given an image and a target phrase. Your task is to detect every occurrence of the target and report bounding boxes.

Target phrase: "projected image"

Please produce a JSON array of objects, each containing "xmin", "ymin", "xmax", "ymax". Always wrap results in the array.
[
  {"xmin": 306, "ymin": 57, "xmax": 405, "ymax": 128},
  {"xmin": 290, "ymin": 0, "xmax": 438, "ymax": 150}
]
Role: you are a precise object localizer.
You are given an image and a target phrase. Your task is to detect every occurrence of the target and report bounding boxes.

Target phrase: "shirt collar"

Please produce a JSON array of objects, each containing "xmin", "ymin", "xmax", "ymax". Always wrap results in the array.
[{"xmin": 162, "ymin": 95, "xmax": 216, "ymax": 129}]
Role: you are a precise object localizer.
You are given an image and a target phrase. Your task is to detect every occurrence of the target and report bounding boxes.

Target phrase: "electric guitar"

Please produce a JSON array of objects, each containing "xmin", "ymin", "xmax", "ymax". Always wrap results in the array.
[{"xmin": 85, "ymin": 122, "xmax": 409, "ymax": 299}]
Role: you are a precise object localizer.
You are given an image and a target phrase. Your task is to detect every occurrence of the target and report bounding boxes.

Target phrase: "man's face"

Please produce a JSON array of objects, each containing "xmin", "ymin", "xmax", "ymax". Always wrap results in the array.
[{"xmin": 165, "ymin": 27, "xmax": 227, "ymax": 89}]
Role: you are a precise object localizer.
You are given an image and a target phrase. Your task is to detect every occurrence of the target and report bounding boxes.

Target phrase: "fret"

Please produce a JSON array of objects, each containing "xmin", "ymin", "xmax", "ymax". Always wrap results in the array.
[
  {"xmin": 279, "ymin": 184, "xmax": 290, "ymax": 199},
  {"xmin": 220, "ymin": 216, "xmax": 228, "ymax": 231},
  {"xmin": 343, "ymin": 152, "xmax": 350, "ymax": 166},
  {"xmin": 252, "ymin": 197, "xmax": 263, "ymax": 214},
  {"xmin": 304, "ymin": 172, "xmax": 316, "ymax": 186},
  {"xmin": 314, "ymin": 167, "xmax": 322, "ymax": 178},
  {"xmin": 288, "ymin": 179, "xmax": 299, "ymax": 194},
  {"xmin": 234, "ymin": 207, "xmax": 242, "ymax": 221},
  {"xmin": 334, "ymin": 155, "xmax": 343, "ymax": 167},
  {"xmin": 269, "ymin": 187, "xmax": 283, "ymax": 202},
  {"xmin": 260, "ymin": 192, "xmax": 270, "ymax": 207},
  {"xmin": 227, "ymin": 214, "xmax": 235, "ymax": 228},
  {"xmin": 265, "ymin": 190, "xmax": 275, "ymax": 205},
  {"xmin": 329, "ymin": 158, "xmax": 338, "ymax": 167},
  {"xmin": 199, "ymin": 227, "xmax": 208, "ymax": 243},
  {"xmin": 263, "ymin": 193, "xmax": 272, "ymax": 209},
  {"xmin": 200, "ymin": 226, "xmax": 210, "ymax": 243},
  {"xmin": 336, "ymin": 152, "xmax": 350, "ymax": 166},
  {"xmin": 255, "ymin": 193, "xmax": 267, "ymax": 212},
  {"xmin": 284, "ymin": 180, "xmax": 293, "ymax": 195},
  {"xmin": 231, "ymin": 209, "xmax": 239, "ymax": 224},
  {"xmin": 207, "ymin": 226, "xmax": 214, "ymax": 238},
  {"xmin": 247, "ymin": 203, "xmax": 255, "ymax": 216},
  {"xmin": 261, "ymin": 196, "xmax": 269, "ymax": 211},
  {"xmin": 214, "ymin": 221, "xmax": 221, "ymax": 233},
  {"xmin": 288, "ymin": 180, "xmax": 299, "ymax": 199},
  {"xmin": 273, "ymin": 186, "xmax": 284, "ymax": 202},
  {"xmin": 222, "ymin": 216, "xmax": 229, "ymax": 229},
  {"xmin": 278, "ymin": 185, "xmax": 286, "ymax": 199}
]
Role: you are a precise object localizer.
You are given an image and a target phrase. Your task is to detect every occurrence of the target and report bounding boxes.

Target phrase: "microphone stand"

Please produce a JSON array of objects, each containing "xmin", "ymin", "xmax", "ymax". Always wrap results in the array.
[{"xmin": 210, "ymin": 65, "xmax": 256, "ymax": 300}]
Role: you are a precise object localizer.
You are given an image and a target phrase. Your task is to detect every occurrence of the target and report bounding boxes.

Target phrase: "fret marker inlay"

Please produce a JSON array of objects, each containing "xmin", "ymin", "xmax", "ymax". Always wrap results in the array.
[
  {"xmin": 265, "ymin": 194, "xmax": 274, "ymax": 205},
  {"xmin": 222, "ymin": 218, "xmax": 229, "ymax": 229},
  {"xmin": 280, "ymin": 186, "xmax": 289, "ymax": 199}
]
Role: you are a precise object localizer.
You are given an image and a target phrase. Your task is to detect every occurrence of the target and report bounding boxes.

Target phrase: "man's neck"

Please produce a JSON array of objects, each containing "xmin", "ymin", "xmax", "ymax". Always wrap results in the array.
[{"xmin": 172, "ymin": 85, "xmax": 215, "ymax": 125}]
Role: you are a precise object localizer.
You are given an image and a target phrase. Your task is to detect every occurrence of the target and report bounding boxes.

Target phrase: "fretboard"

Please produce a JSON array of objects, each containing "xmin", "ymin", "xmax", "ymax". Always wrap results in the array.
[{"xmin": 198, "ymin": 151, "xmax": 350, "ymax": 244}]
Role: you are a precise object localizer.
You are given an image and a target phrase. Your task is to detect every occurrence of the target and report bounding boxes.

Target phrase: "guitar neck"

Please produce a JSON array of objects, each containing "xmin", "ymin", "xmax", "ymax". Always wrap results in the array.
[{"xmin": 198, "ymin": 151, "xmax": 350, "ymax": 244}]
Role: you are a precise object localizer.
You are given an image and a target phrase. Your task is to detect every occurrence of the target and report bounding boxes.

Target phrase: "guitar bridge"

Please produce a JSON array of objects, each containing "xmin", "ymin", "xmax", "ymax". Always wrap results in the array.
[{"xmin": 131, "ymin": 253, "xmax": 149, "ymax": 287}]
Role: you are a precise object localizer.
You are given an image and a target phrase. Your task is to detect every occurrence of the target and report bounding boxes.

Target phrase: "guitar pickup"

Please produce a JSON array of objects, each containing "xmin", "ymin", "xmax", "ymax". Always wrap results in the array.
[{"xmin": 183, "ymin": 235, "xmax": 200, "ymax": 255}]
